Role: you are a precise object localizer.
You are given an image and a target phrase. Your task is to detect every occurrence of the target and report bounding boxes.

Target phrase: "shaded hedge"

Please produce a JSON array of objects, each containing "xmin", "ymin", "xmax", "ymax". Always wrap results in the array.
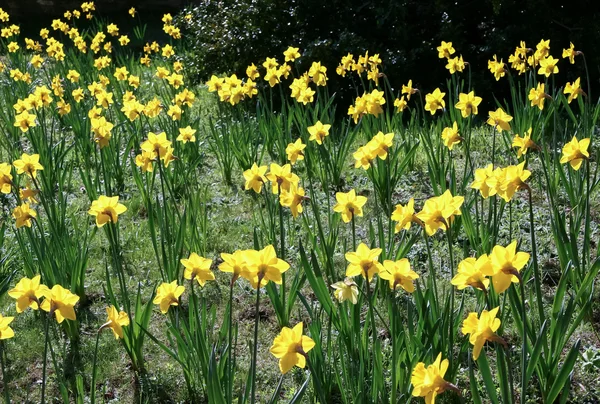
[{"xmin": 177, "ymin": 0, "xmax": 600, "ymax": 108}]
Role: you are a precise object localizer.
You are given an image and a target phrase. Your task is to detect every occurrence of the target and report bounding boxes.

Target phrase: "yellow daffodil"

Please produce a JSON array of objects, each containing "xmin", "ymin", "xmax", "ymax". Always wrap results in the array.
[
  {"xmin": 88, "ymin": 195, "xmax": 127, "ymax": 227},
  {"xmin": 101, "ymin": 306, "xmax": 130, "ymax": 339},
  {"xmin": 437, "ymin": 41, "xmax": 455, "ymax": 59},
  {"xmin": 394, "ymin": 96, "xmax": 408, "ymax": 112},
  {"xmin": 462, "ymin": 307, "xmax": 504, "ymax": 359},
  {"xmin": 153, "ymin": 281, "xmax": 185, "ymax": 314},
  {"xmin": 181, "ymin": 253, "xmax": 215, "ymax": 286},
  {"xmin": 455, "ymin": 91, "xmax": 482, "ymax": 118},
  {"xmin": 368, "ymin": 131, "xmax": 394, "ymax": 160},
  {"xmin": 564, "ymin": 78, "xmax": 585, "ymax": 103},
  {"xmin": 280, "ymin": 184, "xmax": 306, "ymax": 218},
  {"xmin": 471, "ymin": 164, "xmax": 501, "ymax": 198},
  {"xmin": 0, "ymin": 315, "xmax": 14, "ymax": 340},
  {"xmin": 391, "ymin": 198, "xmax": 415, "ymax": 233},
  {"xmin": 333, "ymin": 189, "xmax": 367, "ymax": 223},
  {"xmin": 219, "ymin": 250, "xmax": 249, "ymax": 284},
  {"xmin": 8, "ymin": 275, "xmax": 48, "ymax": 312},
  {"xmin": 331, "ymin": 278, "xmax": 358, "ymax": 304},
  {"xmin": 345, "ymin": 242, "xmax": 383, "ymax": 282},
  {"xmin": 512, "ymin": 128, "xmax": 537, "ymax": 158},
  {"xmin": 243, "ymin": 163, "xmax": 268, "ymax": 193},
  {"xmin": 286, "ymin": 139, "xmax": 306, "ymax": 164},
  {"xmin": 441, "ymin": 121, "xmax": 462, "ymax": 150},
  {"xmin": 411, "ymin": 353, "xmax": 457, "ymax": 404},
  {"xmin": 562, "ymin": 42, "xmax": 579, "ymax": 64},
  {"xmin": 416, "ymin": 190, "xmax": 464, "ymax": 236},
  {"xmin": 176, "ymin": 126, "xmax": 197, "ymax": 143},
  {"xmin": 283, "ymin": 46, "xmax": 301, "ymax": 62},
  {"xmin": 13, "ymin": 203, "xmax": 36, "ymax": 228},
  {"xmin": 266, "ymin": 163, "xmax": 299, "ymax": 194},
  {"xmin": 40, "ymin": 284, "xmax": 80, "ymax": 323},
  {"xmin": 13, "ymin": 153, "xmax": 43, "ymax": 179},
  {"xmin": 451, "ymin": 255, "xmax": 491, "ymax": 291},
  {"xmin": 242, "ymin": 245, "xmax": 290, "ymax": 289},
  {"xmin": 402, "ymin": 79, "xmax": 418, "ymax": 100},
  {"xmin": 380, "ymin": 258, "xmax": 419, "ymax": 292},
  {"xmin": 486, "ymin": 108, "xmax": 512, "ymax": 132},
  {"xmin": 528, "ymin": 82, "xmax": 549, "ymax": 110},
  {"xmin": 497, "ymin": 162, "xmax": 531, "ymax": 202},
  {"xmin": 0, "ymin": 163, "xmax": 13, "ymax": 194},
  {"xmin": 307, "ymin": 121, "xmax": 331, "ymax": 145},
  {"xmin": 269, "ymin": 322, "xmax": 315, "ymax": 374},
  {"xmin": 560, "ymin": 135, "xmax": 590, "ymax": 170},
  {"xmin": 482, "ymin": 241, "xmax": 530, "ymax": 293},
  {"xmin": 538, "ymin": 55, "xmax": 559, "ymax": 77},
  {"xmin": 424, "ymin": 88, "xmax": 445, "ymax": 115},
  {"xmin": 14, "ymin": 111, "xmax": 37, "ymax": 132}
]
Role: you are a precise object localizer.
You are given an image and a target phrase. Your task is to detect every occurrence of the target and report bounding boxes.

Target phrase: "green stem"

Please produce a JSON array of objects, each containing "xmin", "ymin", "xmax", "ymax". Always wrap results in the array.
[
  {"xmin": 228, "ymin": 281, "xmax": 234, "ymax": 403},
  {"xmin": 527, "ymin": 188, "xmax": 545, "ymax": 326},
  {"xmin": 41, "ymin": 314, "xmax": 50, "ymax": 404},
  {"xmin": 365, "ymin": 275, "xmax": 377, "ymax": 393},
  {"xmin": 306, "ymin": 355, "xmax": 327, "ymax": 403},
  {"xmin": 0, "ymin": 342, "xmax": 10, "ymax": 404},
  {"xmin": 519, "ymin": 278, "xmax": 528, "ymax": 404},
  {"xmin": 391, "ymin": 297, "xmax": 397, "ymax": 404},
  {"xmin": 250, "ymin": 286, "xmax": 261, "ymax": 404},
  {"xmin": 90, "ymin": 331, "xmax": 101, "ymax": 404},
  {"xmin": 351, "ymin": 214, "xmax": 357, "ymax": 251},
  {"xmin": 277, "ymin": 188, "xmax": 286, "ymax": 324},
  {"xmin": 446, "ymin": 225, "xmax": 455, "ymax": 375}
]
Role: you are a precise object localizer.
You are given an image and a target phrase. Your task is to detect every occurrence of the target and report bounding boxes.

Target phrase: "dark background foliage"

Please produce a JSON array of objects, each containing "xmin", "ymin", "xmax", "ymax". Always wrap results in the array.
[
  {"xmin": 5, "ymin": 0, "xmax": 600, "ymax": 107},
  {"xmin": 177, "ymin": 0, "xmax": 600, "ymax": 108}
]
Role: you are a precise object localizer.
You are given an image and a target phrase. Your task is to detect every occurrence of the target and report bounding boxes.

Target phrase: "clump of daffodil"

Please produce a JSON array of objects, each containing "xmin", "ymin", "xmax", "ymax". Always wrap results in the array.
[
  {"xmin": 8, "ymin": 275, "xmax": 48, "ymax": 312},
  {"xmin": 416, "ymin": 190, "xmax": 464, "ymax": 236},
  {"xmin": 333, "ymin": 189, "xmax": 367, "ymax": 223},
  {"xmin": 269, "ymin": 322, "xmax": 315, "ymax": 374},
  {"xmin": 40, "ymin": 284, "xmax": 80, "ymax": 323},
  {"xmin": 512, "ymin": 128, "xmax": 537, "ymax": 158},
  {"xmin": 424, "ymin": 88, "xmax": 445, "ymax": 115},
  {"xmin": 242, "ymin": 245, "xmax": 290, "ymax": 289},
  {"xmin": 243, "ymin": 163, "xmax": 268, "ymax": 193},
  {"xmin": 88, "ymin": 195, "xmax": 127, "ymax": 227},
  {"xmin": 380, "ymin": 258, "xmax": 419, "ymax": 292},
  {"xmin": 345, "ymin": 242, "xmax": 383, "ymax": 282},
  {"xmin": 100, "ymin": 306, "xmax": 130, "ymax": 339},
  {"xmin": 411, "ymin": 353, "xmax": 459, "ymax": 404},
  {"xmin": 451, "ymin": 255, "xmax": 491, "ymax": 292},
  {"xmin": 482, "ymin": 241, "xmax": 530, "ymax": 293},
  {"xmin": 331, "ymin": 278, "xmax": 358, "ymax": 304},
  {"xmin": 13, "ymin": 153, "xmax": 43, "ymax": 178},
  {"xmin": 462, "ymin": 307, "xmax": 506, "ymax": 359},
  {"xmin": 560, "ymin": 135, "xmax": 590, "ymax": 170},
  {"xmin": 441, "ymin": 122, "xmax": 462, "ymax": 150},
  {"xmin": 391, "ymin": 198, "xmax": 415, "ymax": 232},
  {"xmin": 181, "ymin": 253, "xmax": 215, "ymax": 286},
  {"xmin": 154, "ymin": 281, "xmax": 185, "ymax": 314},
  {"xmin": 455, "ymin": 91, "xmax": 482, "ymax": 117},
  {"xmin": 348, "ymin": 89, "xmax": 386, "ymax": 123}
]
